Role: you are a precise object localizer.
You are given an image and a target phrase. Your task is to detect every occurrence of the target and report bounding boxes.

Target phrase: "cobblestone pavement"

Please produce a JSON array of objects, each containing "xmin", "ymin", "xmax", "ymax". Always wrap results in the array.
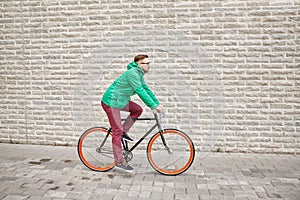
[{"xmin": 0, "ymin": 143, "xmax": 299, "ymax": 200}]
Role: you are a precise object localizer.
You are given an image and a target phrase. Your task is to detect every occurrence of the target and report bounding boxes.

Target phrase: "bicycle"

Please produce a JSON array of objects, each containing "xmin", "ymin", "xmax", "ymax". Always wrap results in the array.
[{"xmin": 77, "ymin": 112, "xmax": 195, "ymax": 176}]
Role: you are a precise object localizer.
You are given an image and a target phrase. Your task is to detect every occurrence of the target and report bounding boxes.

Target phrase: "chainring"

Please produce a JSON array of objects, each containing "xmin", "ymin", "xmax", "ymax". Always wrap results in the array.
[{"xmin": 123, "ymin": 150, "xmax": 133, "ymax": 162}]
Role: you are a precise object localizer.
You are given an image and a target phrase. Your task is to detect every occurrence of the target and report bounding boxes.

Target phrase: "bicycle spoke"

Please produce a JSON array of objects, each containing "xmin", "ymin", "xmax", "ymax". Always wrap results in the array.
[
  {"xmin": 98, "ymin": 150, "xmax": 114, "ymax": 159},
  {"xmin": 163, "ymin": 144, "xmax": 173, "ymax": 154}
]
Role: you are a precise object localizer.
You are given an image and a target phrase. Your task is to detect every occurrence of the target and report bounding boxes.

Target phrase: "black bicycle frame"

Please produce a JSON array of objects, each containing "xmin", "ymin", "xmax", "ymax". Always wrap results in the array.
[
  {"xmin": 101, "ymin": 113, "xmax": 167, "ymax": 153},
  {"xmin": 124, "ymin": 122, "xmax": 157, "ymax": 152}
]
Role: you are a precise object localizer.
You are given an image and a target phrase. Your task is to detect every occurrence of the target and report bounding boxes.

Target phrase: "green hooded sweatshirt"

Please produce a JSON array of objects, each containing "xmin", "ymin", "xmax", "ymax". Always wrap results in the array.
[{"xmin": 102, "ymin": 62, "xmax": 160, "ymax": 109}]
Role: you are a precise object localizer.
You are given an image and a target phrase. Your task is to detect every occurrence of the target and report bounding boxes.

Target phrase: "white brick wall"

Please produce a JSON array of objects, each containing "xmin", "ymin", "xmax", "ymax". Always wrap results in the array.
[{"xmin": 0, "ymin": 0, "xmax": 299, "ymax": 154}]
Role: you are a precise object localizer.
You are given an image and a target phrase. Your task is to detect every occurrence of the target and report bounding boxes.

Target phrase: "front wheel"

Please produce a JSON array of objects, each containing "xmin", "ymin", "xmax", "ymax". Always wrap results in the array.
[{"xmin": 147, "ymin": 129, "xmax": 195, "ymax": 176}]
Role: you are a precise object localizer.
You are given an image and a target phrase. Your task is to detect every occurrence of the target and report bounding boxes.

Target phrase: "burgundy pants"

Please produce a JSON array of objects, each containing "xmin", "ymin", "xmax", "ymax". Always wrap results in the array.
[{"xmin": 101, "ymin": 101, "xmax": 143, "ymax": 164}]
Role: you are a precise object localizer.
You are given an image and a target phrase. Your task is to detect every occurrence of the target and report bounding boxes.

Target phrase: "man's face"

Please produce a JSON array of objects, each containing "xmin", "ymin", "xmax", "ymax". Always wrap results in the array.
[{"xmin": 138, "ymin": 58, "xmax": 150, "ymax": 73}]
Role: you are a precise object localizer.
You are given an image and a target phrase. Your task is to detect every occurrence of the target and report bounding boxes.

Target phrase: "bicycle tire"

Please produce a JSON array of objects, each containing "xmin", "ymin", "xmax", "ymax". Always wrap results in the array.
[
  {"xmin": 147, "ymin": 129, "xmax": 195, "ymax": 176},
  {"xmin": 77, "ymin": 127, "xmax": 115, "ymax": 172}
]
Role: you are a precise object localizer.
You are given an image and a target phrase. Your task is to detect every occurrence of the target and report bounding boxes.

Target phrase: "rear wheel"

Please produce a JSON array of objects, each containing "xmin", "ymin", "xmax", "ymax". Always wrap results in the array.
[
  {"xmin": 77, "ymin": 127, "xmax": 115, "ymax": 172},
  {"xmin": 147, "ymin": 129, "xmax": 195, "ymax": 176}
]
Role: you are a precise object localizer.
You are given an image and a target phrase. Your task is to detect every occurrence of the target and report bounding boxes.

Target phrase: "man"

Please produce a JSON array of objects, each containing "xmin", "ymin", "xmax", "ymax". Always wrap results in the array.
[{"xmin": 101, "ymin": 54, "xmax": 163, "ymax": 172}]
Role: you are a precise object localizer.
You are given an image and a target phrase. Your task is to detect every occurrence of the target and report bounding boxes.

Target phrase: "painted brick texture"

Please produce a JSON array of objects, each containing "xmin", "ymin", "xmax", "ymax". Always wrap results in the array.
[{"xmin": 0, "ymin": 0, "xmax": 299, "ymax": 154}]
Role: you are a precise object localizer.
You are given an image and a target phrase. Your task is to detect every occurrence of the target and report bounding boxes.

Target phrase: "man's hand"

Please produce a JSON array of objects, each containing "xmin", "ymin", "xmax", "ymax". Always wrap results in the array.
[{"xmin": 155, "ymin": 105, "xmax": 163, "ymax": 113}]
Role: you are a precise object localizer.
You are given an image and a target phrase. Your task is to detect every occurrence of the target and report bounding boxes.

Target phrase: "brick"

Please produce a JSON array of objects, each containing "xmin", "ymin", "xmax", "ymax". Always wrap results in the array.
[{"xmin": 0, "ymin": 0, "xmax": 299, "ymax": 154}]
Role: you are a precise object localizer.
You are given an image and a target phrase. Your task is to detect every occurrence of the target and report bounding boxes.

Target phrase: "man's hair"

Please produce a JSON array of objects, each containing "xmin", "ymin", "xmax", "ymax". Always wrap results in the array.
[{"xmin": 134, "ymin": 54, "xmax": 148, "ymax": 62}]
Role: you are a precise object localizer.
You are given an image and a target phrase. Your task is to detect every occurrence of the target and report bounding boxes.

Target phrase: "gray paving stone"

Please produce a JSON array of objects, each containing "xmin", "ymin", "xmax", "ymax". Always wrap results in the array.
[
  {"xmin": 2, "ymin": 195, "xmax": 30, "ymax": 200},
  {"xmin": 0, "ymin": 144, "xmax": 299, "ymax": 200}
]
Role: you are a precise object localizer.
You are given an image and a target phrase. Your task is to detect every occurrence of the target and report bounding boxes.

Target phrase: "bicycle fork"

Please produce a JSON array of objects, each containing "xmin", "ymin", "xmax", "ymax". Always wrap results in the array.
[
  {"xmin": 154, "ymin": 113, "xmax": 173, "ymax": 155},
  {"xmin": 159, "ymin": 131, "xmax": 172, "ymax": 154}
]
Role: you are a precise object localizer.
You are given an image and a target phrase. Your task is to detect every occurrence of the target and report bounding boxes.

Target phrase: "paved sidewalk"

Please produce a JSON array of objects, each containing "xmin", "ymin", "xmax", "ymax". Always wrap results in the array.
[{"xmin": 0, "ymin": 144, "xmax": 299, "ymax": 200}]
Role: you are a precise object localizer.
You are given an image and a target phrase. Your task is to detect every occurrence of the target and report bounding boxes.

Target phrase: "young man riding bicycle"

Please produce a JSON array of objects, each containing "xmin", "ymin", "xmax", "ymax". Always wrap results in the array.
[{"xmin": 101, "ymin": 54, "xmax": 163, "ymax": 172}]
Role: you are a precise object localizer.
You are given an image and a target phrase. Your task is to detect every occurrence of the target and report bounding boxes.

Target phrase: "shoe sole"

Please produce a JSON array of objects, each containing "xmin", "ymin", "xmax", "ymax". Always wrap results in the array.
[
  {"xmin": 114, "ymin": 166, "xmax": 134, "ymax": 173},
  {"xmin": 122, "ymin": 138, "xmax": 134, "ymax": 142}
]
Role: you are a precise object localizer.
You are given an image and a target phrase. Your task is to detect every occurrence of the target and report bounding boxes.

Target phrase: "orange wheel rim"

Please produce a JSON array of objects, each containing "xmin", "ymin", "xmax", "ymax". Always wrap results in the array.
[{"xmin": 148, "ymin": 130, "xmax": 194, "ymax": 175}]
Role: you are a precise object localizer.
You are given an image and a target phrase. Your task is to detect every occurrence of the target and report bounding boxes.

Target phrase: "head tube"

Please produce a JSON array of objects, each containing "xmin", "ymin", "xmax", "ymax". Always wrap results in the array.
[{"xmin": 153, "ymin": 111, "xmax": 163, "ymax": 131}]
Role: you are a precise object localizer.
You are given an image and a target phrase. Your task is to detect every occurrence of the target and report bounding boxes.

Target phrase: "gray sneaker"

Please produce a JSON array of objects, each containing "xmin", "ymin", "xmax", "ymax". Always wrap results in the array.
[{"xmin": 115, "ymin": 162, "xmax": 134, "ymax": 172}]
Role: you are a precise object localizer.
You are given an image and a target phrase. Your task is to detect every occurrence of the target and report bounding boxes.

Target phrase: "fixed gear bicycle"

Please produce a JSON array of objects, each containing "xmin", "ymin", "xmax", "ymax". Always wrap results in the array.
[{"xmin": 77, "ymin": 112, "xmax": 195, "ymax": 176}]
